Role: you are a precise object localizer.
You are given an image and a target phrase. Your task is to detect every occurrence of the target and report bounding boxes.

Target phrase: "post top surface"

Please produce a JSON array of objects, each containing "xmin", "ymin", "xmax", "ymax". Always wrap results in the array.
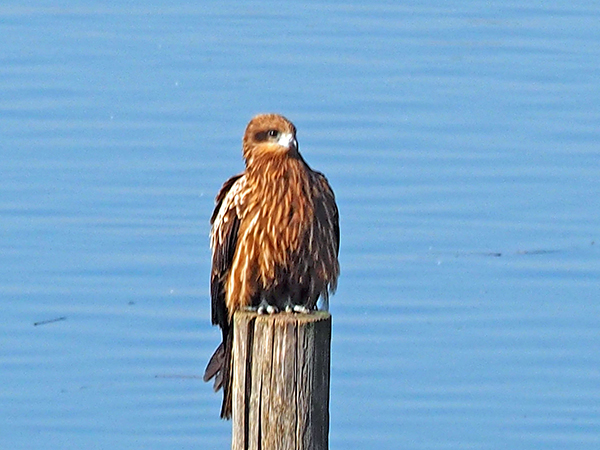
[{"xmin": 234, "ymin": 310, "xmax": 331, "ymax": 324}]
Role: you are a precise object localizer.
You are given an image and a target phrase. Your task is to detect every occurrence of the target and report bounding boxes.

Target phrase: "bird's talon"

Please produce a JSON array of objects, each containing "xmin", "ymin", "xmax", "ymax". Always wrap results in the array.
[
  {"xmin": 257, "ymin": 302, "xmax": 279, "ymax": 315},
  {"xmin": 292, "ymin": 305, "xmax": 311, "ymax": 314}
]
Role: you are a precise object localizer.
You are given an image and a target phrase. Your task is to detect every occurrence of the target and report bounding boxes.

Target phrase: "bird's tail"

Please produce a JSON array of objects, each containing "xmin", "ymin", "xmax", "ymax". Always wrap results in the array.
[{"xmin": 203, "ymin": 328, "xmax": 233, "ymax": 419}]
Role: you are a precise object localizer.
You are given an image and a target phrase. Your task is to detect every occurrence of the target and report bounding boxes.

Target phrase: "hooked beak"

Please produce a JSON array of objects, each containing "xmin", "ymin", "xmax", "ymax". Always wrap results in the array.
[{"xmin": 277, "ymin": 132, "xmax": 298, "ymax": 151}]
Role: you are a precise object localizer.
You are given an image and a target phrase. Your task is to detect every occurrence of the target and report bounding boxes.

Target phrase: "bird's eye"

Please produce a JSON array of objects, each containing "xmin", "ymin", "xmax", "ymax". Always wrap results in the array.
[{"xmin": 267, "ymin": 129, "xmax": 279, "ymax": 138}]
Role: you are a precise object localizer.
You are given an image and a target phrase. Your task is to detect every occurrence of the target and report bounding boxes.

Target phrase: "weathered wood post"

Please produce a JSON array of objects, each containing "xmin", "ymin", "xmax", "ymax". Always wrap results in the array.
[{"xmin": 231, "ymin": 310, "xmax": 331, "ymax": 450}]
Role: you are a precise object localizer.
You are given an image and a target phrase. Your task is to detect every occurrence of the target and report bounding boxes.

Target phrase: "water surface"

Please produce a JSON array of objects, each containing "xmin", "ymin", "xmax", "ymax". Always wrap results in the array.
[{"xmin": 1, "ymin": 1, "xmax": 600, "ymax": 449}]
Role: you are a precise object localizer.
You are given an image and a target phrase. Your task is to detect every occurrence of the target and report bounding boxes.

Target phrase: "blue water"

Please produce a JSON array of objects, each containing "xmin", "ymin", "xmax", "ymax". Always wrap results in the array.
[{"xmin": 2, "ymin": 1, "xmax": 600, "ymax": 449}]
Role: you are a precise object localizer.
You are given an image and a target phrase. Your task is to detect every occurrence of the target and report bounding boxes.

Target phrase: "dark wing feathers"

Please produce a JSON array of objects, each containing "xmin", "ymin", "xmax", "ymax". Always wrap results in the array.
[
  {"xmin": 210, "ymin": 174, "xmax": 242, "ymax": 332},
  {"xmin": 206, "ymin": 175, "xmax": 243, "ymax": 419},
  {"xmin": 202, "ymin": 341, "xmax": 224, "ymax": 385},
  {"xmin": 210, "ymin": 210, "xmax": 239, "ymax": 331},
  {"xmin": 210, "ymin": 173, "xmax": 243, "ymax": 225},
  {"xmin": 315, "ymin": 171, "xmax": 340, "ymax": 256}
]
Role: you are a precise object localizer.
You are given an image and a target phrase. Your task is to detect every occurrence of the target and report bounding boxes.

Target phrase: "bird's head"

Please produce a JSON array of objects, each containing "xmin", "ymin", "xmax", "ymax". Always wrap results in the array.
[{"xmin": 242, "ymin": 113, "xmax": 299, "ymax": 163}]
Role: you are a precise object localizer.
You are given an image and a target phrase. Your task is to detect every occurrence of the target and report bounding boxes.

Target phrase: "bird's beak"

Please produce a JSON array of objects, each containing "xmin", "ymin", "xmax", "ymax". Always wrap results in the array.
[{"xmin": 277, "ymin": 133, "xmax": 297, "ymax": 151}]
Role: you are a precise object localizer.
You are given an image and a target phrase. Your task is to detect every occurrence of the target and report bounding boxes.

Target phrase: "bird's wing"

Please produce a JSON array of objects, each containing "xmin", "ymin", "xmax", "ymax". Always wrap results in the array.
[
  {"xmin": 314, "ymin": 171, "xmax": 340, "ymax": 256},
  {"xmin": 210, "ymin": 174, "xmax": 245, "ymax": 333}
]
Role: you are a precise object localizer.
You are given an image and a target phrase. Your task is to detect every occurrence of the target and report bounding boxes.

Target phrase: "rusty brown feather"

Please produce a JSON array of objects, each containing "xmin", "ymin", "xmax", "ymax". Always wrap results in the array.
[{"xmin": 203, "ymin": 113, "xmax": 340, "ymax": 419}]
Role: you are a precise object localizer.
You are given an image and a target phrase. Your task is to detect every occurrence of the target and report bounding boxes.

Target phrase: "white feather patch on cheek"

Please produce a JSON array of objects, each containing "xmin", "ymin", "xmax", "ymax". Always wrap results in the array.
[{"xmin": 277, "ymin": 132, "xmax": 294, "ymax": 148}]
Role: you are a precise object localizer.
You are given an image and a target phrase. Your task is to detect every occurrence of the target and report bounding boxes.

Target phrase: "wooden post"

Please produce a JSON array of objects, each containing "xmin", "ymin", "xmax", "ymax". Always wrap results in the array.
[{"xmin": 231, "ymin": 310, "xmax": 331, "ymax": 450}]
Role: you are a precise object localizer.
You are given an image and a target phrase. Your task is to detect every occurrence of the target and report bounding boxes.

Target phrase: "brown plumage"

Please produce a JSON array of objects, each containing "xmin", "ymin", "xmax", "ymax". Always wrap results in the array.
[{"xmin": 203, "ymin": 113, "xmax": 340, "ymax": 419}]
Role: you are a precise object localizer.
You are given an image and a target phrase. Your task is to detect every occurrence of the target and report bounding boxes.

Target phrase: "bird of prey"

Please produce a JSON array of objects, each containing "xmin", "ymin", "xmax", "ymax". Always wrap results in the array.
[{"xmin": 203, "ymin": 113, "xmax": 340, "ymax": 419}]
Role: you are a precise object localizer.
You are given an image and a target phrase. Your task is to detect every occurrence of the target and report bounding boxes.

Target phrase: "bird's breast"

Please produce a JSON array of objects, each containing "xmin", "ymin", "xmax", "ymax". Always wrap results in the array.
[{"xmin": 242, "ymin": 161, "xmax": 314, "ymax": 278}]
